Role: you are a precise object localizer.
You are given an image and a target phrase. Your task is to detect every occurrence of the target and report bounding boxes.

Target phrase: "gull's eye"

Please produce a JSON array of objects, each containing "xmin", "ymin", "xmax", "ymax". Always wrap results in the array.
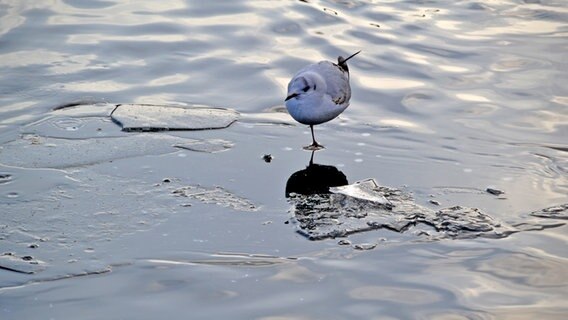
[{"xmin": 302, "ymin": 86, "xmax": 310, "ymax": 92}]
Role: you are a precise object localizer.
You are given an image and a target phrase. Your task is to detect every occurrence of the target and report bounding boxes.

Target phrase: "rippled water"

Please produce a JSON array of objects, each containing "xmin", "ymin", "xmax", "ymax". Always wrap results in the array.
[{"xmin": 1, "ymin": 0, "xmax": 567, "ymax": 319}]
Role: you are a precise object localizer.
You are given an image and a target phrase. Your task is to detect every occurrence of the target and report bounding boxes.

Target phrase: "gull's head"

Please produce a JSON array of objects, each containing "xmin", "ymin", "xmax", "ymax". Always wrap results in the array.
[
  {"xmin": 337, "ymin": 50, "xmax": 361, "ymax": 73},
  {"xmin": 285, "ymin": 72, "xmax": 326, "ymax": 102}
]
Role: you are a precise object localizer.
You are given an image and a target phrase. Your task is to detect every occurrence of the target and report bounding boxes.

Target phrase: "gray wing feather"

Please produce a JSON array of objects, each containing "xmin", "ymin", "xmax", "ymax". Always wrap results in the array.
[
  {"xmin": 315, "ymin": 61, "xmax": 351, "ymax": 105},
  {"xmin": 293, "ymin": 60, "xmax": 351, "ymax": 105}
]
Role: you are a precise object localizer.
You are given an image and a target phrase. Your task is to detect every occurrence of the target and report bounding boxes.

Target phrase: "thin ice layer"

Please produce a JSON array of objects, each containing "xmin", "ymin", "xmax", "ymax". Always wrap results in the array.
[
  {"xmin": 290, "ymin": 179, "xmax": 517, "ymax": 240},
  {"xmin": 111, "ymin": 104, "xmax": 239, "ymax": 131}
]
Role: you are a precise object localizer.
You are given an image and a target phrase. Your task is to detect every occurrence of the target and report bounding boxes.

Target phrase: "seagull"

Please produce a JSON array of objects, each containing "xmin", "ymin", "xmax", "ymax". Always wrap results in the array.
[{"xmin": 285, "ymin": 50, "xmax": 361, "ymax": 150}]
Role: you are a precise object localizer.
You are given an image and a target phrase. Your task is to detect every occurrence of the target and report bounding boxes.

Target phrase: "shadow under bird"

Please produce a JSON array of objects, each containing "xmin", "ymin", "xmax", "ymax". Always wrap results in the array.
[{"xmin": 285, "ymin": 50, "xmax": 361, "ymax": 150}]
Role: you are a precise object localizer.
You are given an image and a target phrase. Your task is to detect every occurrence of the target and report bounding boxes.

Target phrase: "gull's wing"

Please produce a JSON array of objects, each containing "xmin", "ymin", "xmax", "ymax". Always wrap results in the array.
[
  {"xmin": 314, "ymin": 61, "xmax": 351, "ymax": 106},
  {"xmin": 291, "ymin": 60, "xmax": 351, "ymax": 106}
]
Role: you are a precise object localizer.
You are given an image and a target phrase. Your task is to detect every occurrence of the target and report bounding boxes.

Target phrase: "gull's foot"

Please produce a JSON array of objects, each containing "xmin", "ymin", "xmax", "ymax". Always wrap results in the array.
[{"xmin": 303, "ymin": 142, "xmax": 324, "ymax": 151}]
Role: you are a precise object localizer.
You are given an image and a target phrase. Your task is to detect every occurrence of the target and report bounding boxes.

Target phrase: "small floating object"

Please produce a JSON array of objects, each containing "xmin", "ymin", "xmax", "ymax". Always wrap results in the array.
[
  {"xmin": 262, "ymin": 154, "xmax": 274, "ymax": 163},
  {"xmin": 111, "ymin": 104, "xmax": 239, "ymax": 132},
  {"xmin": 486, "ymin": 187, "xmax": 505, "ymax": 196}
]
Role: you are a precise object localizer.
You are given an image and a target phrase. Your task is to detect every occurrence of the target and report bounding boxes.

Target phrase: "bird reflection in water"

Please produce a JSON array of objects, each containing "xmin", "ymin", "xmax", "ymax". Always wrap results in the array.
[
  {"xmin": 285, "ymin": 151, "xmax": 348, "ymax": 197},
  {"xmin": 285, "ymin": 151, "xmax": 349, "ymax": 238}
]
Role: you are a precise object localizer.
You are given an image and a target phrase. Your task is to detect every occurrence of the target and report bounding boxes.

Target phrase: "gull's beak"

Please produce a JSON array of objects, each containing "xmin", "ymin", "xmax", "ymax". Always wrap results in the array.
[
  {"xmin": 338, "ymin": 50, "xmax": 361, "ymax": 72},
  {"xmin": 343, "ymin": 50, "xmax": 361, "ymax": 63},
  {"xmin": 285, "ymin": 93, "xmax": 299, "ymax": 101}
]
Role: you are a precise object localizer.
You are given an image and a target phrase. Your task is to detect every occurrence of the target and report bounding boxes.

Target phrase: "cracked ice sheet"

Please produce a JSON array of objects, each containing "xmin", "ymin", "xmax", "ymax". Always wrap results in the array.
[
  {"xmin": 529, "ymin": 204, "xmax": 568, "ymax": 220},
  {"xmin": 5, "ymin": 104, "xmax": 237, "ymax": 168},
  {"xmin": 0, "ymin": 166, "xmax": 173, "ymax": 283},
  {"xmin": 172, "ymin": 185, "xmax": 259, "ymax": 212},
  {"xmin": 110, "ymin": 104, "xmax": 239, "ymax": 132},
  {"xmin": 0, "ymin": 133, "xmax": 236, "ymax": 169},
  {"xmin": 289, "ymin": 179, "xmax": 520, "ymax": 241},
  {"xmin": 330, "ymin": 179, "xmax": 390, "ymax": 205},
  {"xmin": 0, "ymin": 134, "xmax": 189, "ymax": 169},
  {"xmin": 0, "ymin": 163, "xmax": 260, "ymax": 286},
  {"xmin": 17, "ymin": 103, "xmax": 294, "ymax": 147}
]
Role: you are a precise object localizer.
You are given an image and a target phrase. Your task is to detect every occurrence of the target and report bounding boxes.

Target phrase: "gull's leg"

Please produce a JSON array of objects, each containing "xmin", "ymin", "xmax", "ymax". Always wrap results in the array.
[{"xmin": 304, "ymin": 125, "xmax": 324, "ymax": 150}]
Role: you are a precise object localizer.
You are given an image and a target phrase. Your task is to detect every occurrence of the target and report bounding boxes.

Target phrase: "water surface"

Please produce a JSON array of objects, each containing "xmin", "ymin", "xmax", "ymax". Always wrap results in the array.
[{"xmin": 0, "ymin": 0, "xmax": 567, "ymax": 319}]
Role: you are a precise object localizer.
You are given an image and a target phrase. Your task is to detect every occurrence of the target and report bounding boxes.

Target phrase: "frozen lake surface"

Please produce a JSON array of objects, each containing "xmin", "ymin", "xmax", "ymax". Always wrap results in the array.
[{"xmin": 0, "ymin": 0, "xmax": 567, "ymax": 319}]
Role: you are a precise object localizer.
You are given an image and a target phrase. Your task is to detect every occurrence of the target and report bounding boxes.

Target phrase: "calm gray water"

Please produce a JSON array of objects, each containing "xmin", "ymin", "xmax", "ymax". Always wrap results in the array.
[{"xmin": 1, "ymin": 0, "xmax": 567, "ymax": 319}]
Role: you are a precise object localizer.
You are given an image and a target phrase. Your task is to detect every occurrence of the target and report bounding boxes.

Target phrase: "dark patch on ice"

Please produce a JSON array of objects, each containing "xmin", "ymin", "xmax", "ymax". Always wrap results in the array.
[
  {"xmin": 285, "ymin": 162, "xmax": 348, "ymax": 197},
  {"xmin": 288, "ymin": 179, "xmax": 520, "ymax": 241},
  {"xmin": 110, "ymin": 104, "xmax": 239, "ymax": 132}
]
